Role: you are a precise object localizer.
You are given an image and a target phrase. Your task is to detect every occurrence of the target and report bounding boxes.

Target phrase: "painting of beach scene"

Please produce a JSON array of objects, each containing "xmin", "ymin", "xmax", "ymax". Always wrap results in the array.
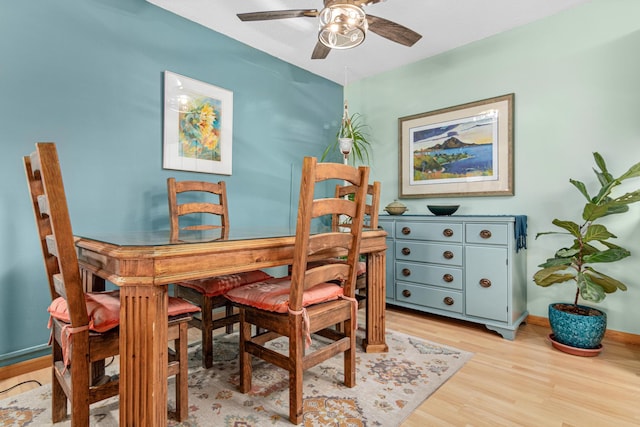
[{"xmin": 410, "ymin": 110, "xmax": 498, "ymax": 186}]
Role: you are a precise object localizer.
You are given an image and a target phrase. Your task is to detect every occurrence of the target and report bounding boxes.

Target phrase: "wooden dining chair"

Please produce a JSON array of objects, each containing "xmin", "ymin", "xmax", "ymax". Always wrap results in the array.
[
  {"xmin": 225, "ymin": 156, "xmax": 370, "ymax": 424},
  {"xmin": 331, "ymin": 181, "xmax": 381, "ymax": 305},
  {"xmin": 299, "ymin": 181, "xmax": 380, "ymax": 307},
  {"xmin": 167, "ymin": 178, "xmax": 272, "ymax": 368},
  {"xmin": 24, "ymin": 143, "xmax": 199, "ymax": 426}
]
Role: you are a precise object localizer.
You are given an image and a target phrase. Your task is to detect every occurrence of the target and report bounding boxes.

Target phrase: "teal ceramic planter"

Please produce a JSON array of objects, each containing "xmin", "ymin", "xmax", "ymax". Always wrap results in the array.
[{"xmin": 548, "ymin": 303, "xmax": 606, "ymax": 349}]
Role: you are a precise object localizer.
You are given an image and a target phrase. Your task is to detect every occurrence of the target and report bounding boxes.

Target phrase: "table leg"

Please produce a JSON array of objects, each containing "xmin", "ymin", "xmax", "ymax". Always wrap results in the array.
[
  {"xmin": 119, "ymin": 285, "xmax": 169, "ymax": 426},
  {"xmin": 363, "ymin": 250, "xmax": 388, "ymax": 352}
]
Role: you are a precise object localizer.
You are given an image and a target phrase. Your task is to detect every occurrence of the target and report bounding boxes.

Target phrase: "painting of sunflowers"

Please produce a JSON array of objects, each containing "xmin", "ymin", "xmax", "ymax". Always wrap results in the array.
[
  {"xmin": 163, "ymin": 71, "xmax": 233, "ymax": 175},
  {"xmin": 179, "ymin": 97, "xmax": 222, "ymax": 162}
]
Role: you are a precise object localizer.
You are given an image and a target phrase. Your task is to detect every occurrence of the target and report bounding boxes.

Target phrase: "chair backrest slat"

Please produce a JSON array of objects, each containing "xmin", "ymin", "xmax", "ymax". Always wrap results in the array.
[{"xmin": 289, "ymin": 157, "xmax": 369, "ymax": 308}]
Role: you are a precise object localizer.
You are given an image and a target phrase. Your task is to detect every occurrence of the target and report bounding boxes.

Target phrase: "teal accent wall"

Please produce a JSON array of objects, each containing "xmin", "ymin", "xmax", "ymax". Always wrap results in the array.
[
  {"xmin": 0, "ymin": 0, "xmax": 342, "ymax": 365},
  {"xmin": 347, "ymin": 0, "xmax": 640, "ymax": 334}
]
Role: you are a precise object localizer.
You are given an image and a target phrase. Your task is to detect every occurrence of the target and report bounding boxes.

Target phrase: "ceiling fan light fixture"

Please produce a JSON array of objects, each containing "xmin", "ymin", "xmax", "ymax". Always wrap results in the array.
[{"xmin": 318, "ymin": 4, "xmax": 367, "ymax": 50}]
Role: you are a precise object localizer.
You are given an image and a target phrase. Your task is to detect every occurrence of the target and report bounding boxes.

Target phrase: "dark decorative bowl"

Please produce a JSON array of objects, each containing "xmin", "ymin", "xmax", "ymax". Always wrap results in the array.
[{"xmin": 427, "ymin": 205, "xmax": 459, "ymax": 216}]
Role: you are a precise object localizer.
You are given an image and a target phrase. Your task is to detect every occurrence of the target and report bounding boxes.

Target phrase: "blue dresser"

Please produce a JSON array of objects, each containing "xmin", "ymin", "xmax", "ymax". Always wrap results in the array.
[{"xmin": 379, "ymin": 215, "xmax": 528, "ymax": 339}]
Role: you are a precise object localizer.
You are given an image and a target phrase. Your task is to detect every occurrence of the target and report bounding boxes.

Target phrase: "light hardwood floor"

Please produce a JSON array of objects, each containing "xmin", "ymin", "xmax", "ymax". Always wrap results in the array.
[{"xmin": 2, "ymin": 306, "xmax": 639, "ymax": 426}]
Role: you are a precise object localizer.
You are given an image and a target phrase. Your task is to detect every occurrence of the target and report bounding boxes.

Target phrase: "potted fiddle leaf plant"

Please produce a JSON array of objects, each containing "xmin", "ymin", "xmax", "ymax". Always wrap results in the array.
[
  {"xmin": 321, "ymin": 101, "xmax": 371, "ymax": 164},
  {"xmin": 533, "ymin": 152, "xmax": 640, "ymax": 355}
]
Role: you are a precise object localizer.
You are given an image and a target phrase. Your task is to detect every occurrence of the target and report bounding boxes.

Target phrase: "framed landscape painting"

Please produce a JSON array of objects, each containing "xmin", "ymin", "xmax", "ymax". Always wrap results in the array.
[
  {"xmin": 163, "ymin": 71, "xmax": 233, "ymax": 175},
  {"xmin": 399, "ymin": 94, "xmax": 514, "ymax": 198}
]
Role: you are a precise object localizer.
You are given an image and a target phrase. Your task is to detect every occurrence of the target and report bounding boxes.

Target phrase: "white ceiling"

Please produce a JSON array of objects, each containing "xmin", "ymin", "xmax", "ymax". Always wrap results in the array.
[{"xmin": 147, "ymin": 0, "xmax": 592, "ymax": 84}]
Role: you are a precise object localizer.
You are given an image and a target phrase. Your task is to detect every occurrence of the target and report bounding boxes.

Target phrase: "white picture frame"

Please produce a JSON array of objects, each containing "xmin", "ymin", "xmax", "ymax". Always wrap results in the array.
[{"xmin": 163, "ymin": 71, "xmax": 233, "ymax": 175}]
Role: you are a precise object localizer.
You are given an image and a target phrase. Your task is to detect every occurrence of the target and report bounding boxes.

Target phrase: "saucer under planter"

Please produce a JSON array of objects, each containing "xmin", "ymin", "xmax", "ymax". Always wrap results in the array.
[
  {"xmin": 548, "ymin": 334, "xmax": 603, "ymax": 357},
  {"xmin": 548, "ymin": 303, "xmax": 606, "ymax": 354}
]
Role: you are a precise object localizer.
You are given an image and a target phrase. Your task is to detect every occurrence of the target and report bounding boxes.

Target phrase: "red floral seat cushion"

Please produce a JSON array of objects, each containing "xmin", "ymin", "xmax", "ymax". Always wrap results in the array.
[
  {"xmin": 224, "ymin": 277, "xmax": 343, "ymax": 313},
  {"xmin": 176, "ymin": 270, "xmax": 273, "ymax": 297},
  {"xmin": 48, "ymin": 290, "xmax": 200, "ymax": 333}
]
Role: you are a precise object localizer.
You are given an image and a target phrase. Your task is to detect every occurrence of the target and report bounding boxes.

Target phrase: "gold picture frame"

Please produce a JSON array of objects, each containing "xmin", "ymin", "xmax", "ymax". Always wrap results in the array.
[{"xmin": 399, "ymin": 93, "xmax": 514, "ymax": 198}]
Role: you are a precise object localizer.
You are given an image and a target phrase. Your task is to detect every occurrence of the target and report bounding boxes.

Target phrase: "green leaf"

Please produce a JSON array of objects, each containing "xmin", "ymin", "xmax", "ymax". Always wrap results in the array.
[
  {"xmin": 556, "ymin": 247, "xmax": 579, "ymax": 258},
  {"xmin": 614, "ymin": 190, "xmax": 640, "ymax": 205},
  {"xmin": 599, "ymin": 240, "xmax": 623, "ymax": 250},
  {"xmin": 577, "ymin": 273, "xmax": 606, "ymax": 303},
  {"xmin": 603, "ymin": 203, "xmax": 630, "ymax": 217},
  {"xmin": 551, "ymin": 219, "xmax": 581, "ymax": 237},
  {"xmin": 617, "ymin": 161, "xmax": 640, "ymax": 181},
  {"xmin": 583, "ymin": 224, "xmax": 615, "ymax": 243},
  {"xmin": 582, "ymin": 203, "xmax": 609, "ymax": 221},
  {"xmin": 593, "ymin": 152, "xmax": 608, "ymax": 175},
  {"xmin": 535, "ymin": 230, "xmax": 571, "ymax": 239},
  {"xmin": 570, "ymin": 179, "xmax": 591, "ymax": 202},
  {"xmin": 584, "ymin": 267, "xmax": 628, "ymax": 292},
  {"xmin": 533, "ymin": 265, "xmax": 575, "ymax": 286},
  {"xmin": 593, "ymin": 180, "xmax": 618, "ymax": 204},
  {"xmin": 583, "ymin": 247, "xmax": 630, "ymax": 264},
  {"xmin": 538, "ymin": 257, "xmax": 574, "ymax": 268}
]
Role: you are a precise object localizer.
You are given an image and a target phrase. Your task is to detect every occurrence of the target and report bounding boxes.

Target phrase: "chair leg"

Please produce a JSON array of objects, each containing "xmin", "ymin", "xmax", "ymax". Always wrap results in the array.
[
  {"xmin": 201, "ymin": 295, "xmax": 214, "ymax": 369},
  {"xmin": 344, "ymin": 318, "xmax": 356, "ymax": 388},
  {"xmin": 175, "ymin": 321, "xmax": 189, "ymax": 421},
  {"xmin": 70, "ymin": 349, "xmax": 91, "ymax": 427},
  {"xmin": 51, "ymin": 343, "xmax": 67, "ymax": 423},
  {"xmin": 225, "ymin": 302, "xmax": 235, "ymax": 334},
  {"xmin": 51, "ymin": 370, "xmax": 67, "ymax": 423},
  {"xmin": 239, "ymin": 309, "xmax": 252, "ymax": 394},
  {"xmin": 289, "ymin": 316, "xmax": 304, "ymax": 425}
]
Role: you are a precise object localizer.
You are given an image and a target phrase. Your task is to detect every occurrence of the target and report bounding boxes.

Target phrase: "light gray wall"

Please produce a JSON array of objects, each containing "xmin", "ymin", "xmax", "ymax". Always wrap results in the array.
[
  {"xmin": 347, "ymin": 0, "xmax": 640, "ymax": 334},
  {"xmin": 0, "ymin": 0, "xmax": 342, "ymax": 365}
]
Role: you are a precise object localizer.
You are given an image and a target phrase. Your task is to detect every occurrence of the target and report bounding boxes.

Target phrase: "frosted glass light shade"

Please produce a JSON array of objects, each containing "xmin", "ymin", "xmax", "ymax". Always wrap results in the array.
[{"xmin": 318, "ymin": 4, "xmax": 367, "ymax": 49}]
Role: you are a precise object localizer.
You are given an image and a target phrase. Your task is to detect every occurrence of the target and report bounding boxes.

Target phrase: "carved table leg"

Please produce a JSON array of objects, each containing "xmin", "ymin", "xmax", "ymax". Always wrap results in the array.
[
  {"xmin": 119, "ymin": 285, "xmax": 169, "ymax": 426},
  {"xmin": 364, "ymin": 250, "xmax": 388, "ymax": 353}
]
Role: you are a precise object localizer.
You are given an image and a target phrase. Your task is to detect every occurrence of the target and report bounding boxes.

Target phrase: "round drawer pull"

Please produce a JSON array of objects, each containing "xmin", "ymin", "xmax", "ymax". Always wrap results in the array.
[
  {"xmin": 402, "ymin": 227, "xmax": 411, "ymax": 235},
  {"xmin": 402, "ymin": 247, "xmax": 411, "ymax": 256},
  {"xmin": 479, "ymin": 278, "xmax": 492, "ymax": 288},
  {"xmin": 443, "ymin": 274, "xmax": 454, "ymax": 283},
  {"xmin": 443, "ymin": 250, "xmax": 454, "ymax": 260},
  {"xmin": 402, "ymin": 289, "xmax": 412, "ymax": 298},
  {"xmin": 443, "ymin": 228, "xmax": 453, "ymax": 237},
  {"xmin": 443, "ymin": 296, "xmax": 454, "ymax": 306},
  {"xmin": 480, "ymin": 229, "xmax": 492, "ymax": 239},
  {"xmin": 402, "ymin": 268, "xmax": 411, "ymax": 277}
]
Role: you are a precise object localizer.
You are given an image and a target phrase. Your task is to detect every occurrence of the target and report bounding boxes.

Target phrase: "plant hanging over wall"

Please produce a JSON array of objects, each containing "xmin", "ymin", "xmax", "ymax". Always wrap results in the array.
[{"xmin": 321, "ymin": 102, "xmax": 371, "ymax": 164}]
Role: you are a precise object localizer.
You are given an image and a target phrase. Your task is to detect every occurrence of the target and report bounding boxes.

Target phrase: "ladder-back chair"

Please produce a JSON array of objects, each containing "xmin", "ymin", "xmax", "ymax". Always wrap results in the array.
[
  {"xmin": 331, "ymin": 181, "xmax": 381, "ymax": 304},
  {"xmin": 167, "ymin": 178, "xmax": 272, "ymax": 368},
  {"xmin": 24, "ymin": 143, "xmax": 198, "ymax": 425},
  {"xmin": 225, "ymin": 156, "xmax": 369, "ymax": 424}
]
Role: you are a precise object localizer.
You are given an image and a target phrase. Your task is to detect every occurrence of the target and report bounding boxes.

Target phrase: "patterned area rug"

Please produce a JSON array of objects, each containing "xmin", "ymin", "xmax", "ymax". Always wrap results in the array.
[{"xmin": 0, "ymin": 328, "xmax": 472, "ymax": 426}]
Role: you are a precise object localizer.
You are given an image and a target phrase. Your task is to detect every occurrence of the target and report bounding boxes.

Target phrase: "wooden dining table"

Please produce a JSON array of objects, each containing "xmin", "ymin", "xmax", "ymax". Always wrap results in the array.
[{"xmin": 75, "ymin": 226, "xmax": 388, "ymax": 426}]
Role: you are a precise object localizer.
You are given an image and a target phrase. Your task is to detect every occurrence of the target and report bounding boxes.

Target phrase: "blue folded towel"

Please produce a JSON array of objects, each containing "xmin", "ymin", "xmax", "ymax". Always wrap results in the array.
[{"xmin": 514, "ymin": 215, "xmax": 527, "ymax": 253}]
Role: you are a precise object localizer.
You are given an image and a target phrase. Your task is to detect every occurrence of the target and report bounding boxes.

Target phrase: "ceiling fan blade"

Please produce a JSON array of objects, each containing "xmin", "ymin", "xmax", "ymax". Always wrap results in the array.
[
  {"xmin": 366, "ymin": 14, "xmax": 422, "ymax": 47},
  {"xmin": 237, "ymin": 9, "xmax": 318, "ymax": 22},
  {"xmin": 311, "ymin": 41, "xmax": 331, "ymax": 60}
]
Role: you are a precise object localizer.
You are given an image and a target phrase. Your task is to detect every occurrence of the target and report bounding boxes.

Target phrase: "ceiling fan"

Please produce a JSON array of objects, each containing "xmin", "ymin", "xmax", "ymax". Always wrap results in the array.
[{"xmin": 237, "ymin": 0, "xmax": 422, "ymax": 59}]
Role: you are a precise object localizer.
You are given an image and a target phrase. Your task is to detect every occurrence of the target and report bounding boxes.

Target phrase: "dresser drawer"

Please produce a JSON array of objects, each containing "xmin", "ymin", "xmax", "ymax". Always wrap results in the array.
[
  {"xmin": 396, "ymin": 283, "xmax": 463, "ymax": 313},
  {"xmin": 466, "ymin": 223, "xmax": 509, "ymax": 245},
  {"xmin": 395, "ymin": 221, "xmax": 462, "ymax": 243},
  {"xmin": 395, "ymin": 241, "xmax": 462, "ymax": 266},
  {"xmin": 395, "ymin": 261, "xmax": 462, "ymax": 290}
]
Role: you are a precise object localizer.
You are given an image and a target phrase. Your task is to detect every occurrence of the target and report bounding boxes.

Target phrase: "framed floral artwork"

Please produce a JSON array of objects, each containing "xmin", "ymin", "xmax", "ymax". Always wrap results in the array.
[
  {"xmin": 398, "ymin": 93, "xmax": 514, "ymax": 198},
  {"xmin": 163, "ymin": 71, "xmax": 233, "ymax": 175}
]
